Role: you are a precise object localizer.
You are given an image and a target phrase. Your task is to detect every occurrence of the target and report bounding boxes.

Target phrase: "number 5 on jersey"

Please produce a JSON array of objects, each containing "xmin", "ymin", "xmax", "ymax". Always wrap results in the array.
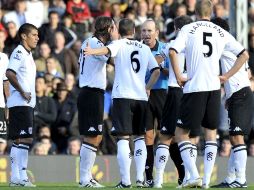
[{"xmin": 203, "ymin": 32, "xmax": 213, "ymax": 57}]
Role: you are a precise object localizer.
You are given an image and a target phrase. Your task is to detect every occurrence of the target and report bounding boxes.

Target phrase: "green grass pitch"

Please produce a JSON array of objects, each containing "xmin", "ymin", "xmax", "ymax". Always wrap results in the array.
[{"xmin": 1, "ymin": 183, "xmax": 254, "ymax": 189}]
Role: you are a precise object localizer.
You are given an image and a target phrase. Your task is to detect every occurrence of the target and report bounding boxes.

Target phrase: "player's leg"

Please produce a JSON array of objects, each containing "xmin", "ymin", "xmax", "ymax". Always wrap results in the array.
[
  {"xmin": 144, "ymin": 102, "xmax": 155, "ymax": 185},
  {"xmin": 9, "ymin": 106, "xmax": 35, "ymax": 187},
  {"xmin": 112, "ymin": 98, "xmax": 133, "ymax": 188},
  {"xmin": 228, "ymin": 87, "xmax": 253, "ymax": 188},
  {"xmin": 176, "ymin": 92, "xmax": 206, "ymax": 187},
  {"xmin": 7, "ymin": 107, "xmax": 20, "ymax": 186},
  {"xmin": 133, "ymin": 100, "xmax": 149, "ymax": 187},
  {"xmin": 202, "ymin": 90, "xmax": 221, "ymax": 188},
  {"xmin": 78, "ymin": 87, "xmax": 104, "ymax": 187}
]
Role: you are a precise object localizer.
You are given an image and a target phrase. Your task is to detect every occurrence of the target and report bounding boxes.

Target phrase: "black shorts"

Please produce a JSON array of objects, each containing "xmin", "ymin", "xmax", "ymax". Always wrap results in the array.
[
  {"xmin": 78, "ymin": 87, "xmax": 104, "ymax": 136},
  {"xmin": 160, "ymin": 87, "xmax": 182, "ymax": 136},
  {"xmin": 112, "ymin": 98, "xmax": 147, "ymax": 136},
  {"xmin": 177, "ymin": 90, "xmax": 221, "ymax": 132},
  {"xmin": 0, "ymin": 108, "xmax": 7, "ymax": 139},
  {"xmin": 8, "ymin": 106, "xmax": 34, "ymax": 140},
  {"xmin": 228, "ymin": 87, "xmax": 254, "ymax": 136},
  {"xmin": 146, "ymin": 89, "xmax": 167, "ymax": 131}
]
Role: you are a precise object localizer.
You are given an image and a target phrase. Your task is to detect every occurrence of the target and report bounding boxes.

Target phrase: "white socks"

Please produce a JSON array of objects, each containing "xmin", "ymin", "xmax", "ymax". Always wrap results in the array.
[
  {"xmin": 117, "ymin": 139, "xmax": 132, "ymax": 185},
  {"xmin": 225, "ymin": 149, "xmax": 235, "ymax": 183},
  {"xmin": 79, "ymin": 142, "xmax": 97, "ymax": 184},
  {"xmin": 154, "ymin": 144, "xmax": 169, "ymax": 185},
  {"xmin": 10, "ymin": 143, "xmax": 20, "ymax": 183},
  {"xmin": 233, "ymin": 144, "xmax": 247, "ymax": 184},
  {"xmin": 203, "ymin": 141, "xmax": 217, "ymax": 186},
  {"xmin": 178, "ymin": 141, "xmax": 199, "ymax": 180},
  {"xmin": 134, "ymin": 137, "xmax": 147, "ymax": 182},
  {"xmin": 18, "ymin": 143, "xmax": 30, "ymax": 181}
]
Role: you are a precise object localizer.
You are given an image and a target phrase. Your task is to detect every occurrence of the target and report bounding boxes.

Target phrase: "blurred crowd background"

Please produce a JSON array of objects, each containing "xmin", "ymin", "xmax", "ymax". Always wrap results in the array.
[{"xmin": 0, "ymin": 0, "xmax": 254, "ymax": 158}]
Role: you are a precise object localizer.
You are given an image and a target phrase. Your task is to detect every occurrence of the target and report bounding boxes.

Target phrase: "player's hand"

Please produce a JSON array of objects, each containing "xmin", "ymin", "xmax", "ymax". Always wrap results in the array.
[
  {"xmin": 176, "ymin": 76, "xmax": 187, "ymax": 87},
  {"xmin": 110, "ymin": 24, "xmax": 119, "ymax": 41},
  {"xmin": 219, "ymin": 75, "xmax": 228, "ymax": 84},
  {"xmin": 83, "ymin": 42, "xmax": 93, "ymax": 55},
  {"xmin": 21, "ymin": 92, "xmax": 31, "ymax": 103},
  {"xmin": 146, "ymin": 89, "xmax": 150, "ymax": 97}
]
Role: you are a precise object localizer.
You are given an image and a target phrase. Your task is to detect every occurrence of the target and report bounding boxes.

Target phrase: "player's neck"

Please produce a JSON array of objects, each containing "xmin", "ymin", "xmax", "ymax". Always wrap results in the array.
[
  {"xmin": 197, "ymin": 16, "xmax": 210, "ymax": 21},
  {"xmin": 121, "ymin": 35, "xmax": 134, "ymax": 39},
  {"xmin": 98, "ymin": 36, "xmax": 107, "ymax": 44},
  {"xmin": 21, "ymin": 42, "xmax": 31, "ymax": 52}
]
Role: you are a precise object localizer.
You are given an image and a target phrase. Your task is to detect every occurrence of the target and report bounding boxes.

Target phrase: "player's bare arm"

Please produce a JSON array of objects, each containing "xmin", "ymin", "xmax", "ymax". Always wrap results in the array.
[
  {"xmin": 155, "ymin": 55, "xmax": 169, "ymax": 76},
  {"xmin": 146, "ymin": 68, "xmax": 160, "ymax": 91},
  {"xmin": 83, "ymin": 42, "xmax": 109, "ymax": 56},
  {"xmin": 219, "ymin": 50, "xmax": 249, "ymax": 83},
  {"xmin": 169, "ymin": 49, "xmax": 187, "ymax": 87},
  {"xmin": 6, "ymin": 70, "xmax": 31, "ymax": 103}
]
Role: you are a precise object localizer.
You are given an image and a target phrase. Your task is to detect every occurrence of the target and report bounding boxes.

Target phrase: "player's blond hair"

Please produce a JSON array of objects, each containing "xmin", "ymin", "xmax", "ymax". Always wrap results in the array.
[{"xmin": 195, "ymin": 0, "xmax": 213, "ymax": 18}]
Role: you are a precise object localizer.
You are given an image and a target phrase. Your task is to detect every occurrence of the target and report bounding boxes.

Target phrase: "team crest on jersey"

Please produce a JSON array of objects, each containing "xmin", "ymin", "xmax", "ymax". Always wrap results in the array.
[{"xmin": 14, "ymin": 53, "xmax": 21, "ymax": 60}]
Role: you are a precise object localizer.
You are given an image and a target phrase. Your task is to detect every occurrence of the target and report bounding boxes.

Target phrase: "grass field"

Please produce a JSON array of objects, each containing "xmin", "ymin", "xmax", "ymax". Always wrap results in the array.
[{"xmin": 1, "ymin": 183, "xmax": 254, "ymax": 189}]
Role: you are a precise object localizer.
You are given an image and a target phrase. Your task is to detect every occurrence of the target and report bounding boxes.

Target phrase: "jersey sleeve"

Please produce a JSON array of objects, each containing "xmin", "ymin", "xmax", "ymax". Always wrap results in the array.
[
  {"xmin": 170, "ymin": 29, "xmax": 187, "ymax": 53},
  {"xmin": 8, "ymin": 49, "xmax": 24, "ymax": 74},
  {"xmin": 148, "ymin": 50, "xmax": 160, "ymax": 72},
  {"xmin": 107, "ymin": 40, "xmax": 121, "ymax": 57},
  {"xmin": 160, "ymin": 43, "xmax": 169, "ymax": 59},
  {"xmin": 224, "ymin": 33, "xmax": 245, "ymax": 57}
]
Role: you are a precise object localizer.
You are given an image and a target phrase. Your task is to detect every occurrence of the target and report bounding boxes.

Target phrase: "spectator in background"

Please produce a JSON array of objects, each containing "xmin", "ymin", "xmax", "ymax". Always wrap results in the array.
[
  {"xmin": 71, "ymin": 39, "xmax": 82, "ymax": 58},
  {"xmin": 135, "ymin": 0, "xmax": 148, "ymax": 26},
  {"xmin": 62, "ymin": 13, "xmax": 78, "ymax": 46},
  {"xmin": 48, "ymin": 0, "xmax": 66, "ymax": 18},
  {"xmin": 39, "ymin": 135, "xmax": 57, "ymax": 155},
  {"xmin": 46, "ymin": 56, "xmax": 64, "ymax": 78},
  {"xmin": 124, "ymin": 8, "xmax": 136, "ymax": 22},
  {"xmin": 111, "ymin": 3, "xmax": 122, "ymax": 24},
  {"xmin": 4, "ymin": 21, "xmax": 19, "ymax": 55},
  {"xmin": 66, "ymin": 0, "xmax": 92, "ymax": 40},
  {"xmin": 39, "ymin": 11, "xmax": 75, "ymax": 49},
  {"xmin": 249, "ymin": 34, "xmax": 254, "ymax": 75},
  {"xmin": 52, "ymin": 31, "xmax": 78, "ymax": 77},
  {"xmin": 0, "ymin": 30, "xmax": 7, "ymax": 53},
  {"xmin": 35, "ymin": 42, "xmax": 63, "ymax": 75},
  {"xmin": 52, "ymin": 77, "xmax": 64, "ymax": 95},
  {"xmin": 152, "ymin": 4, "xmax": 164, "ymax": 39},
  {"xmin": 0, "ymin": 138, "xmax": 7, "ymax": 155},
  {"xmin": 219, "ymin": 137, "xmax": 231, "ymax": 157},
  {"xmin": 26, "ymin": 0, "xmax": 45, "ymax": 28},
  {"xmin": 213, "ymin": 3, "xmax": 226, "ymax": 19},
  {"xmin": 51, "ymin": 82, "xmax": 77, "ymax": 153},
  {"xmin": 184, "ymin": 0, "xmax": 196, "ymax": 20},
  {"xmin": 65, "ymin": 73, "xmax": 79, "ymax": 100},
  {"xmin": 162, "ymin": 0, "xmax": 179, "ymax": 20},
  {"xmin": 31, "ymin": 142, "xmax": 49, "ymax": 155},
  {"xmin": 66, "ymin": 136, "xmax": 81, "ymax": 155},
  {"xmin": 37, "ymin": 125, "xmax": 51, "ymax": 138},
  {"xmin": 34, "ymin": 76, "xmax": 57, "ymax": 130}
]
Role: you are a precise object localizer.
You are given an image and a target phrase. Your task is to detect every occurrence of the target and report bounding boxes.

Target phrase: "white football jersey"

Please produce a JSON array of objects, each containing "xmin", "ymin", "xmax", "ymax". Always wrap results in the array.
[
  {"xmin": 7, "ymin": 45, "xmax": 36, "ymax": 108},
  {"xmin": 171, "ymin": 20, "xmax": 245, "ymax": 93},
  {"xmin": 79, "ymin": 36, "xmax": 109, "ymax": 90},
  {"xmin": 221, "ymin": 51, "xmax": 250, "ymax": 99},
  {"xmin": 160, "ymin": 41, "xmax": 186, "ymax": 88},
  {"xmin": 107, "ymin": 38, "xmax": 159, "ymax": 101},
  {"xmin": 0, "ymin": 53, "xmax": 8, "ymax": 108}
]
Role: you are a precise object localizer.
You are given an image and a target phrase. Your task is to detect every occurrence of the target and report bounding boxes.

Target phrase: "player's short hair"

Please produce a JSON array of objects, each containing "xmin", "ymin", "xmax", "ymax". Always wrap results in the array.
[
  {"xmin": 174, "ymin": 15, "xmax": 193, "ymax": 30},
  {"xmin": 211, "ymin": 17, "xmax": 229, "ymax": 32},
  {"xmin": 18, "ymin": 23, "xmax": 38, "ymax": 40},
  {"xmin": 119, "ymin": 18, "xmax": 135, "ymax": 36},
  {"xmin": 195, "ymin": 0, "xmax": 213, "ymax": 18}
]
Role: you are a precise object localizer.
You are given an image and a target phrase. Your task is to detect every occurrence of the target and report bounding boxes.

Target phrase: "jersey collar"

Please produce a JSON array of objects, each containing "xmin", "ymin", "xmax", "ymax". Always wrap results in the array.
[
  {"xmin": 150, "ymin": 40, "xmax": 159, "ymax": 52},
  {"xmin": 20, "ymin": 44, "xmax": 31, "ymax": 54}
]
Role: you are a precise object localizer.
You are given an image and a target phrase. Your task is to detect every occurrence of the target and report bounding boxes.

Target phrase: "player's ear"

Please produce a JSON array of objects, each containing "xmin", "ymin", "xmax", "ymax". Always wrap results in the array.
[{"xmin": 21, "ymin": 33, "xmax": 27, "ymax": 40}]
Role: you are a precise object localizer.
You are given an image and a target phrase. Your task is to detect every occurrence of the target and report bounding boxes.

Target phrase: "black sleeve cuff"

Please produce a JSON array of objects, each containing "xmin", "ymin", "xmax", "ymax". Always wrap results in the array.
[
  {"xmin": 106, "ymin": 47, "xmax": 111, "ymax": 57},
  {"xmin": 6, "ymin": 69, "xmax": 16, "ymax": 75},
  {"xmin": 237, "ymin": 49, "xmax": 245, "ymax": 58},
  {"xmin": 169, "ymin": 48, "xmax": 178, "ymax": 54},
  {"xmin": 150, "ymin": 67, "xmax": 160, "ymax": 73}
]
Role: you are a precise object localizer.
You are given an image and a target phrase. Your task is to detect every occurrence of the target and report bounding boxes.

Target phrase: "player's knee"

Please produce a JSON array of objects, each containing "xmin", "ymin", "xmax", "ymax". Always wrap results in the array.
[
  {"xmin": 159, "ymin": 134, "xmax": 172, "ymax": 145},
  {"xmin": 204, "ymin": 128, "xmax": 217, "ymax": 141},
  {"xmin": 145, "ymin": 130, "xmax": 154, "ymax": 145},
  {"xmin": 83, "ymin": 136, "xmax": 101, "ymax": 146},
  {"xmin": 230, "ymin": 135, "xmax": 244, "ymax": 146},
  {"xmin": 19, "ymin": 137, "xmax": 33, "ymax": 144}
]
